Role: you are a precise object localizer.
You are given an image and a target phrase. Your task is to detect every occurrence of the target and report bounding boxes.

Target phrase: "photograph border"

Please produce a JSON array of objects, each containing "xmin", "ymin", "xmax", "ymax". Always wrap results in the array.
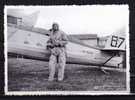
[{"xmin": 4, "ymin": 5, "xmax": 130, "ymax": 95}]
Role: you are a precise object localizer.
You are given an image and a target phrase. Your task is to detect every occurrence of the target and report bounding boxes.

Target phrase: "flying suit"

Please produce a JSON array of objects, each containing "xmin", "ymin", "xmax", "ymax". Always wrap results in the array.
[{"xmin": 47, "ymin": 30, "xmax": 68, "ymax": 81}]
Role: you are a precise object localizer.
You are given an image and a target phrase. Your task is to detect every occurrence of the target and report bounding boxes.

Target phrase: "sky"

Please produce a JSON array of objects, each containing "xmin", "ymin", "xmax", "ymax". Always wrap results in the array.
[{"xmin": 7, "ymin": 5, "xmax": 129, "ymax": 36}]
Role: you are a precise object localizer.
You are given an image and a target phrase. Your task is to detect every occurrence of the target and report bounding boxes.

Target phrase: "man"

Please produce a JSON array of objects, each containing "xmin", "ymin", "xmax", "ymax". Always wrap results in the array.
[{"xmin": 47, "ymin": 23, "xmax": 68, "ymax": 81}]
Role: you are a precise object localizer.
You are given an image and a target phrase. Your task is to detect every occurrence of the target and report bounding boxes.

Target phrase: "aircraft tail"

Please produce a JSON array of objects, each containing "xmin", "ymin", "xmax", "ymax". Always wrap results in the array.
[
  {"xmin": 22, "ymin": 11, "xmax": 39, "ymax": 27},
  {"xmin": 7, "ymin": 9, "xmax": 39, "ymax": 27},
  {"xmin": 103, "ymin": 27, "xmax": 126, "ymax": 51}
]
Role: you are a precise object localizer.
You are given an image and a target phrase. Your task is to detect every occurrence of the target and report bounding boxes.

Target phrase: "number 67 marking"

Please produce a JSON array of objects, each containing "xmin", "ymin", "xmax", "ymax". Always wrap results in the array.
[{"xmin": 111, "ymin": 35, "xmax": 125, "ymax": 48}]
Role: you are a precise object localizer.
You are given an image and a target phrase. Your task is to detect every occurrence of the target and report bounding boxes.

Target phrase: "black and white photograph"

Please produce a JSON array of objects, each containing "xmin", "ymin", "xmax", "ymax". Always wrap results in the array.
[{"xmin": 4, "ymin": 5, "xmax": 129, "ymax": 95}]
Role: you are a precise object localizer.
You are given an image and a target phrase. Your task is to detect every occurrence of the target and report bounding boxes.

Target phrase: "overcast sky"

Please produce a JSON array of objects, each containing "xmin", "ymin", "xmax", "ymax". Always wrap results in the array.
[{"xmin": 7, "ymin": 5, "xmax": 129, "ymax": 36}]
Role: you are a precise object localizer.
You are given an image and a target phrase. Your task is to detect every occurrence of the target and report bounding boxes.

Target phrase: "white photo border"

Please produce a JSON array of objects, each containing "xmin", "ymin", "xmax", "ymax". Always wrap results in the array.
[{"xmin": 4, "ymin": 5, "xmax": 130, "ymax": 95}]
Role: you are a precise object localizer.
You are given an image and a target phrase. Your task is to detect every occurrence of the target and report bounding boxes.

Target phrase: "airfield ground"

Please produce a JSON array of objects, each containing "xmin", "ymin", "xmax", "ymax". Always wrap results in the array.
[{"xmin": 8, "ymin": 58, "xmax": 126, "ymax": 91}]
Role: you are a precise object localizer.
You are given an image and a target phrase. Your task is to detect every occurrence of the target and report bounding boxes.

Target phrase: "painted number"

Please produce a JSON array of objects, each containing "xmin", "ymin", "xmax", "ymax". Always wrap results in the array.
[{"xmin": 111, "ymin": 35, "xmax": 125, "ymax": 48}]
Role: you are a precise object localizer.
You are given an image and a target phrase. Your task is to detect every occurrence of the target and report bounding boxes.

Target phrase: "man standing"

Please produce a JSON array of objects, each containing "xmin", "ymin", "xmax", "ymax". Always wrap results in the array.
[{"xmin": 47, "ymin": 23, "xmax": 68, "ymax": 81}]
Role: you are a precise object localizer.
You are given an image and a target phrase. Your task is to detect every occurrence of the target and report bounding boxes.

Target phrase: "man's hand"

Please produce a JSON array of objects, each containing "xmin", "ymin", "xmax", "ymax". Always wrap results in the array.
[
  {"xmin": 46, "ymin": 43, "xmax": 54, "ymax": 50},
  {"xmin": 52, "ymin": 40, "xmax": 61, "ymax": 46}
]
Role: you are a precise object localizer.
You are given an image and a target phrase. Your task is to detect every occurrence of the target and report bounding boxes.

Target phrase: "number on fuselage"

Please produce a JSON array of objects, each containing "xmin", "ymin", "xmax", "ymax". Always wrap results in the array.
[{"xmin": 110, "ymin": 35, "xmax": 125, "ymax": 48}]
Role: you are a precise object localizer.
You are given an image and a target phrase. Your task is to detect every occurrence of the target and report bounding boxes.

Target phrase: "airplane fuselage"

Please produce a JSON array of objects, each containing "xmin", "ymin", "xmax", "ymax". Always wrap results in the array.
[{"xmin": 7, "ymin": 24, "xmax": 123, "ymax": 68}]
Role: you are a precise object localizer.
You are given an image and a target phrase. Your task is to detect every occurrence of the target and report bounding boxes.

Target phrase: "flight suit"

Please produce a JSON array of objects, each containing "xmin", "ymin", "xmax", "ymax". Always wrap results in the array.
[{"xmin": 47, "ymin": 30, "xmax": 68, "ymax": 81}]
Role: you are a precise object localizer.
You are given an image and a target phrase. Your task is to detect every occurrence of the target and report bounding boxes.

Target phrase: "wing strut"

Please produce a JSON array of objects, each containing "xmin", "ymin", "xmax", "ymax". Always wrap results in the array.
[{"xmin": 100, "ymin": 53, "xmax": 116, "ymax": 74}]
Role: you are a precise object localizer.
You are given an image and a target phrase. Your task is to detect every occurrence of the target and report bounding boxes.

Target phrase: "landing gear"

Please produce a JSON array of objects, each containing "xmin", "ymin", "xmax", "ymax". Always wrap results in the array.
[
  {"xmin": 98, "ymin": 66, "xmax": 110, "ymax": 75},
  {"xmin": 100, "ymin": 67, "xmax": 110, "ymax": 75}
]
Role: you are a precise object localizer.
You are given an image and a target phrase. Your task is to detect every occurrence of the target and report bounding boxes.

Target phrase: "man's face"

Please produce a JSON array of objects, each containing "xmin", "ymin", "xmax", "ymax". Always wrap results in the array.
[{"xmin": 52, "ymin": 23, "xmax": 59, "ymax": 31}]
